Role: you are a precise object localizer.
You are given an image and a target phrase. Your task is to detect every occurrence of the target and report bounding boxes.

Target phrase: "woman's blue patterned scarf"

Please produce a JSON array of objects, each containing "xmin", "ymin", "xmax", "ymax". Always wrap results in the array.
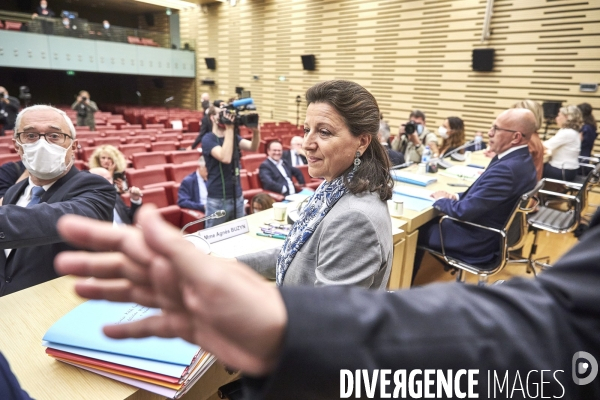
[{"xmin": 275, "ymin": 174, "xmax": 349, "ymax": 286}]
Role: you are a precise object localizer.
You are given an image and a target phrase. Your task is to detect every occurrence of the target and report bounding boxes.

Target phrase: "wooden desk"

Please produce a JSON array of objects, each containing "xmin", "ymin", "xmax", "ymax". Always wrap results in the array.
[
  {"xmin": 393, "ymin": 152, "xmax": 492, "ymax": 288},
  {"xmin": 0, "ymin": 276, "xmax": 235, "ymax": 400}
]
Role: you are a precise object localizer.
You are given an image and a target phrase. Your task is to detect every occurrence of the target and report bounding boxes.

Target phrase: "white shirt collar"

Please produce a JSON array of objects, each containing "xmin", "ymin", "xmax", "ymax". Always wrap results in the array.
[
  {"xmin": 268, "ymin": 157, "xmax": 283, "ymax": 166},
  {"xmin": 498, "ymin": 144, "xmax": 528, "ymax": 159}
]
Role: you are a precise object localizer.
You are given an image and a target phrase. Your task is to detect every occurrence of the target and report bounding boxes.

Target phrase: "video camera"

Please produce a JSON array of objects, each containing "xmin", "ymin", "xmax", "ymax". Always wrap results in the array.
[{"xmin": 218, "ymin": 98, "xmax": 259, "ymax": 128}]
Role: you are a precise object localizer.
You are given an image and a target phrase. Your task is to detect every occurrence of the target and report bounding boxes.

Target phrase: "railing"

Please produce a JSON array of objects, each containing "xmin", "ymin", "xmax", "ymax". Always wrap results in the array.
[{"xmin": 0, "ymin": 10, "xmax": 194, "ymax": 51}]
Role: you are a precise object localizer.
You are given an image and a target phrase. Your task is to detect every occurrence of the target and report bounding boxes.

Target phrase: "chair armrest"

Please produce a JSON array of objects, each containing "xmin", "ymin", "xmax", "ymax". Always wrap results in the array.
[
  {"xmin": 543, "ymin": 178, "xmax": 582, "ymax": 191},
  {"xmin": 437, "ymin": 215, "xmax": 505, "ymax": 259},
  {"xmin": 539, "ymin": 189, "xmax": 578, "ymax": 201}
]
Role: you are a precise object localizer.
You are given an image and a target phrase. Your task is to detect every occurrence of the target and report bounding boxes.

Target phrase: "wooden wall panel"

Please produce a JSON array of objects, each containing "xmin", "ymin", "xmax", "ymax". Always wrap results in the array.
[{"xmin": 181, "ymin": 0, "xmax": 600, "ymax": 151}]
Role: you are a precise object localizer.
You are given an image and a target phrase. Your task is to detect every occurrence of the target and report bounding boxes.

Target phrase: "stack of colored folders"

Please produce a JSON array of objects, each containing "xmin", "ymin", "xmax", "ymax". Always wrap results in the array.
[{"xmin": 42, "ymin": 300, "xmax": 215, "ymax": 399}]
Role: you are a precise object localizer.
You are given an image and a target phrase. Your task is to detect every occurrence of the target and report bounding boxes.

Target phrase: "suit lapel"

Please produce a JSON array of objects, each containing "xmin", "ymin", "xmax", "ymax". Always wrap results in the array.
[
  {"xmin": 40, "ymin": 167, "xmax": 78, "ymax": 203},
  {"xmin": 462, "ymin": 148, "xmax": 526, "ymax": 199},
  {"xmin": 4, "ymin": 179, "xmax": 29, "ymax": 205}
]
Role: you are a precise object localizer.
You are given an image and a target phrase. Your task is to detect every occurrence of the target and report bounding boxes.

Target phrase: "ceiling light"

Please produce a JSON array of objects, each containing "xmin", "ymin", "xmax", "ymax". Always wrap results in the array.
[{"xmin": 134, "ymin": 0, "xmax": 199, "ymax": 10}]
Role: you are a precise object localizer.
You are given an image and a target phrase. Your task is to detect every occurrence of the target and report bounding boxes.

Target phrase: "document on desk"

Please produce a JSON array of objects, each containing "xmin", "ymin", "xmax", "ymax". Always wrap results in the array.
[
  {"xmin": 439, "ymin": 165, "xmax": 483, "ymax": 181},
  {"xmin": 390, "ymin": 170, "xmax": 437, "ymax": 186},
  {"xmin": 43, "ymin": 300, "xmax": 215, "ymax": 399},
  {"xmin": 210, "ymin": 232, "xmax": 283, "ymax": 258},
  {"xmin": 393, "ymin": 187, "xmax": 435, "ymax": 211}
]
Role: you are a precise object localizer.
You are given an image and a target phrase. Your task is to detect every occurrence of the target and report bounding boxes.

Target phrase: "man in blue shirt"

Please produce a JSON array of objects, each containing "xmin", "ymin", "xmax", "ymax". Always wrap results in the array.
[
  {"xmin": 178, "ymin": 156, "xmax": 209, "ymax": 213},
  {"xmin": 201, "ymin": 106, "xmax": 260, "ymax": 227}
]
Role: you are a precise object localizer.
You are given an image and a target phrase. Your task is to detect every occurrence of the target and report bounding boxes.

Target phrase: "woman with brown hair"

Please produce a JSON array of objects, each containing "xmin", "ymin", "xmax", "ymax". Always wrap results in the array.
[
  {"xmin": 251, "ymin": 193, "xmax": 275, "ymax": 213},
  {"xmin": 238, "ymin": 80, "xmax": 393, "ymax": 289},
  {"xmin": 437, "ymin": 116, "xmax": 465, "ymax": 157}
]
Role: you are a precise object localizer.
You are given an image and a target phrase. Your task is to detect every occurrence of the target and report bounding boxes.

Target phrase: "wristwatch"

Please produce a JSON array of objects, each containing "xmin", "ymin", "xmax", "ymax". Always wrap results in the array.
[{"xmin": 415, "ymin": 144, "xmax": 421, "ymax": 149}]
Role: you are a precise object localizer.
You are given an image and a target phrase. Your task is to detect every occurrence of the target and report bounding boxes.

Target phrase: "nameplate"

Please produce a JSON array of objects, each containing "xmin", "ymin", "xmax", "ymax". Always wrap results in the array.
[{"xmin": 196, "ymin": 219, "xmax": 250, "ymax": 244}]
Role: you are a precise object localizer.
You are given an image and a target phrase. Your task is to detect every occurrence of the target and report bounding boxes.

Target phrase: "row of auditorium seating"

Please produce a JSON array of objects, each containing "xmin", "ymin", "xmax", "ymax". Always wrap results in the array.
[
  {"xmin": 127, "ymin": 36, "xmax": 159, "ymax": 47},
  {"xmin": 0, "ymin": 21, "xmax": 23, "ymax": 31}
]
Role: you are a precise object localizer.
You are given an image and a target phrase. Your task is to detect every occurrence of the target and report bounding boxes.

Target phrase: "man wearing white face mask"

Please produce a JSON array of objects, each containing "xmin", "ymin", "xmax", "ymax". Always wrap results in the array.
[
  {"xmin": 391, "ymin": 109, "xmax": 439, "ymax": 162},
  {"xmin": 0, "ymin": 105, "xmax": 115, "ymax": 296}
]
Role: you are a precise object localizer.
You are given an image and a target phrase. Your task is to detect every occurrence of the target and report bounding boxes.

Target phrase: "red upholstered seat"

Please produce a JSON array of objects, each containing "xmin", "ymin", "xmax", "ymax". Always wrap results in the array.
[
  {"xmin": 119, "ymin": 144, "xmax": 148, "ymax": 159},
  {"xmin": 167, "ymin": 163, "xmax": 197, "ymax": 182},
  {"xmin": 159, "ymin": 206, "xmax": 204, "ymax": 233},
  {"xmin": 167, "ymin": 150, "xmax": 201, "ymax": 164},
  {"xmin": 93, "ymin": 137, "xmax": 124, "ymax": 147},
  {"xmin": 131, "ymin": 152, "xmax": 168, "ymax": 169},
  {"xmin": 5, "ymin": 21, "xmax": 22, "ymax": 31},
  {"xmin": 126, "ymin": 167, "xmax": 169, "ymax": 188},
  {"xmin": 0, "ymin": 154, "xmax": 21, "ymax": 164},
  {"xmin": 151, "ymin": 141, "xmax": 178, "ymax": 152},
  {"xmin": 240, "ymin": 154, "xmax": 267, "ymax": 172},
  {"xmin": 186, "ymin": 119, "xmax": 200, "ymax": 133}
]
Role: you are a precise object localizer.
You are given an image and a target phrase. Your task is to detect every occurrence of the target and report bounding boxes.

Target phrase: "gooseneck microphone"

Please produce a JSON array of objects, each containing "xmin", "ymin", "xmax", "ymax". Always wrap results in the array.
[
  {"xmin": 442, "ymin": 140, "xmax": 475, "ymax": 161},
  {"xmin": 180, "ymin": 210, "xmax": 226, "ymax": 233},
  {"xmin": 390, "ymin": 161, "xmax": 414, "ymax": 170}
]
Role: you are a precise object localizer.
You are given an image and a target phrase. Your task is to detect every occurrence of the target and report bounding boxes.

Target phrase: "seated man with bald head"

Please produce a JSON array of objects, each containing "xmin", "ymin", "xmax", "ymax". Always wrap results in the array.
[{"xmin": 413, "ymin": 108, "xmax": 538, "ymax": 280}]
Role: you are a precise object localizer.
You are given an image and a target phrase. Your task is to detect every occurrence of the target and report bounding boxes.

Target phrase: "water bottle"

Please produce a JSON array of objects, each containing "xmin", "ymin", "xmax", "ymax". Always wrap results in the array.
[{"xmin": 421, "ymin": 146, "xmax": 432, "ymax": 172}]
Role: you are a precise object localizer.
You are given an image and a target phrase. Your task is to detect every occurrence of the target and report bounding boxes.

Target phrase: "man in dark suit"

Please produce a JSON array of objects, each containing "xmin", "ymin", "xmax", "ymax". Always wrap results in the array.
[
  {"xmin": 282, "ymin": 136, "xmax": 307, "ymax": 168},
  {"xmin": 89, "ymin": 167, "xmax": 142, "ymax": 225},
  {"xmin": 32, "ymin": 0, "xmax": 55, "ymax": 34},
  {"xmin": 0, "ymin": 105, "xmax": 114, "ymax": 296},
  {"xmin": 178, "ymin": 156, "xmax": 208, "ymax": 212},
  {"xmin": 55, "ymin": 201, "xmax": 600, "ymax": 399},
  {"xmin": 464, "ymin": 131, "xmax": 487, "ymax": 152},
  {"xmin": 260, "ymin": 140, "xmax": 305, "ymax": 195},
  {"xmin": 414, "ymin": 108, "xmax": 538, "ymax": 279}
]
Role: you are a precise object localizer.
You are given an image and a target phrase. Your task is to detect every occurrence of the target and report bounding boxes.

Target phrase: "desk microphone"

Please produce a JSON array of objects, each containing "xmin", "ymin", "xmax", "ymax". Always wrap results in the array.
[
  {"xmin": 164, "ymin": 96, "xmax": 175, "ymax": 104},
  {"xmin": 180, "ymin": 210, "xmax": 226, "ymax": 233},
  {"xmin": 442, "ymin": 140, "xmax": 475, "ymax": 162},
  {"xmin": 390, "ymin": 161, "xmax": 414, "ymax": 170}
]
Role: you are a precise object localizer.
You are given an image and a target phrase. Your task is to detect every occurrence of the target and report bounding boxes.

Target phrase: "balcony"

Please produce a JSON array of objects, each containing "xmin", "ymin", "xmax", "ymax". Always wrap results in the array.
[{"xmin": 0, "ymin": 11, "xmax": 195, "ymax": 78}]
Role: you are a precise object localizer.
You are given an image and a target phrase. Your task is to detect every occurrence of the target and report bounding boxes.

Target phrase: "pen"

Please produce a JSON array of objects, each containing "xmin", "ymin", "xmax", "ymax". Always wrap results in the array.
[
  {"xmin": 447, "ymin": 183, "xmax": 470, "ymax": 187},
  {"xmin": 257, "ymin": 232, "xmax": 287, "ymax": 240}
]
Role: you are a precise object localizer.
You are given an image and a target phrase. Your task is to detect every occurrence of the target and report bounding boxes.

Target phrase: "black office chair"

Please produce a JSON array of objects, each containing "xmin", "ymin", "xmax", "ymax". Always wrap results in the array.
[
  {"xmin": 418, "ymin": 181, "xmax": 544, "ymax": 286},
  {"xmin": 526, "ymin": 163, "xmax": 600, "ymax": 270}
]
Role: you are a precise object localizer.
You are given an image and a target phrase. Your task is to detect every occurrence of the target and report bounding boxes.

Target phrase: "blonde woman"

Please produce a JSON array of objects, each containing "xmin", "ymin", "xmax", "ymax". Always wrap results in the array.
[
  {"xmin": 89, "ymin": 145, "xmax": 128, "ymax": 193},
  {"xmin": 512, "ymin": 100, "xmax": 545, "ymax": 181},
  {"xmin": 543, "ymin": 105, "xmax": 582, "ymax": 182}
]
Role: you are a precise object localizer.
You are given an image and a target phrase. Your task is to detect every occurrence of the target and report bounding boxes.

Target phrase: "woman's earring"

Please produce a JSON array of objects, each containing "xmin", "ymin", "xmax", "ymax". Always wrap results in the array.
[{"xmin": 353, "ymin": 151, "xmax": 361, "ymax": 171}]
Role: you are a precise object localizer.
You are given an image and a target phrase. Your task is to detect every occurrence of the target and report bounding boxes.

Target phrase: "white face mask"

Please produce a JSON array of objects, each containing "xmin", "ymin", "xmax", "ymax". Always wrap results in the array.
[
  {"xmin": 438, "ymin": 126, "xmax": 449, "ymax": 139},
  {"xmin": 103, "ymin": 23, "xmax": 110, "ymax": 29},
  {"xmin": 416, "ymin": 124, "xmax": 424, "ymax": 135},
  {"xmin": 17, "ymin": 139, "xmax": 72, "ymax": 180},
  {"xmin": 63, "ymin": 19, "xmax": 69, "ymax": 26},
  {"xmin": 474, "ymin": 135, "xmax": 483, "ymax": 143},
  {"xmin": 41, "ymin": 4, "xmax": 47, "ymax": 9}
]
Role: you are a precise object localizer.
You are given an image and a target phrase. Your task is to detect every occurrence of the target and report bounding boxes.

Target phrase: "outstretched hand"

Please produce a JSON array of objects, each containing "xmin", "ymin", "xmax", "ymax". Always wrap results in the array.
[{"xmin": 54, "ymin": 205, "xmax": 287, "ymax": 376}]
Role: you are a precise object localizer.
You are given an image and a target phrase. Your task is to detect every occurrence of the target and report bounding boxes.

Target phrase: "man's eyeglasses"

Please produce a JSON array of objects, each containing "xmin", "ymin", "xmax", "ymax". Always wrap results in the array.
[
  {"xmin": 489, "ymin": 125, "xmax": 519, "ymax": 135},
  {"xmin": 17, "ymin": 132, "xmax": 73, "ymax": 145}
]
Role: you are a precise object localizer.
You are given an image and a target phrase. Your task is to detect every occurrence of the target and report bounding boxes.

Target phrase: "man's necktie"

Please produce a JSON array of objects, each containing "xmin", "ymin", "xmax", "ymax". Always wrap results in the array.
[
  {"xmin": 296, "ymin": 154, "xmax": 302, "ymax": 166},
  {"xmin": 27, "ymin": 186, "xmax": 45, "ymax": 207}
]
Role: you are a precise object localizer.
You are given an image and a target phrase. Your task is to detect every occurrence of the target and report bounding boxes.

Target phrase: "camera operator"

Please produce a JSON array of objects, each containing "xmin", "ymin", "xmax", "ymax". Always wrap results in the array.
[
  {"xmin": 0, "ymin": 87, "xmax": 20, "ymax": 137},
  {"xmin": 391, "ymin": 109, "xmax": 439, "ymax": 163},
  {"xmin": 71, "ymin": 90, "xmax": 98, "ymax": 130},
  {"xmin": 201, "ymin": 105, "xmax": 260, "ymax": 227}
]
